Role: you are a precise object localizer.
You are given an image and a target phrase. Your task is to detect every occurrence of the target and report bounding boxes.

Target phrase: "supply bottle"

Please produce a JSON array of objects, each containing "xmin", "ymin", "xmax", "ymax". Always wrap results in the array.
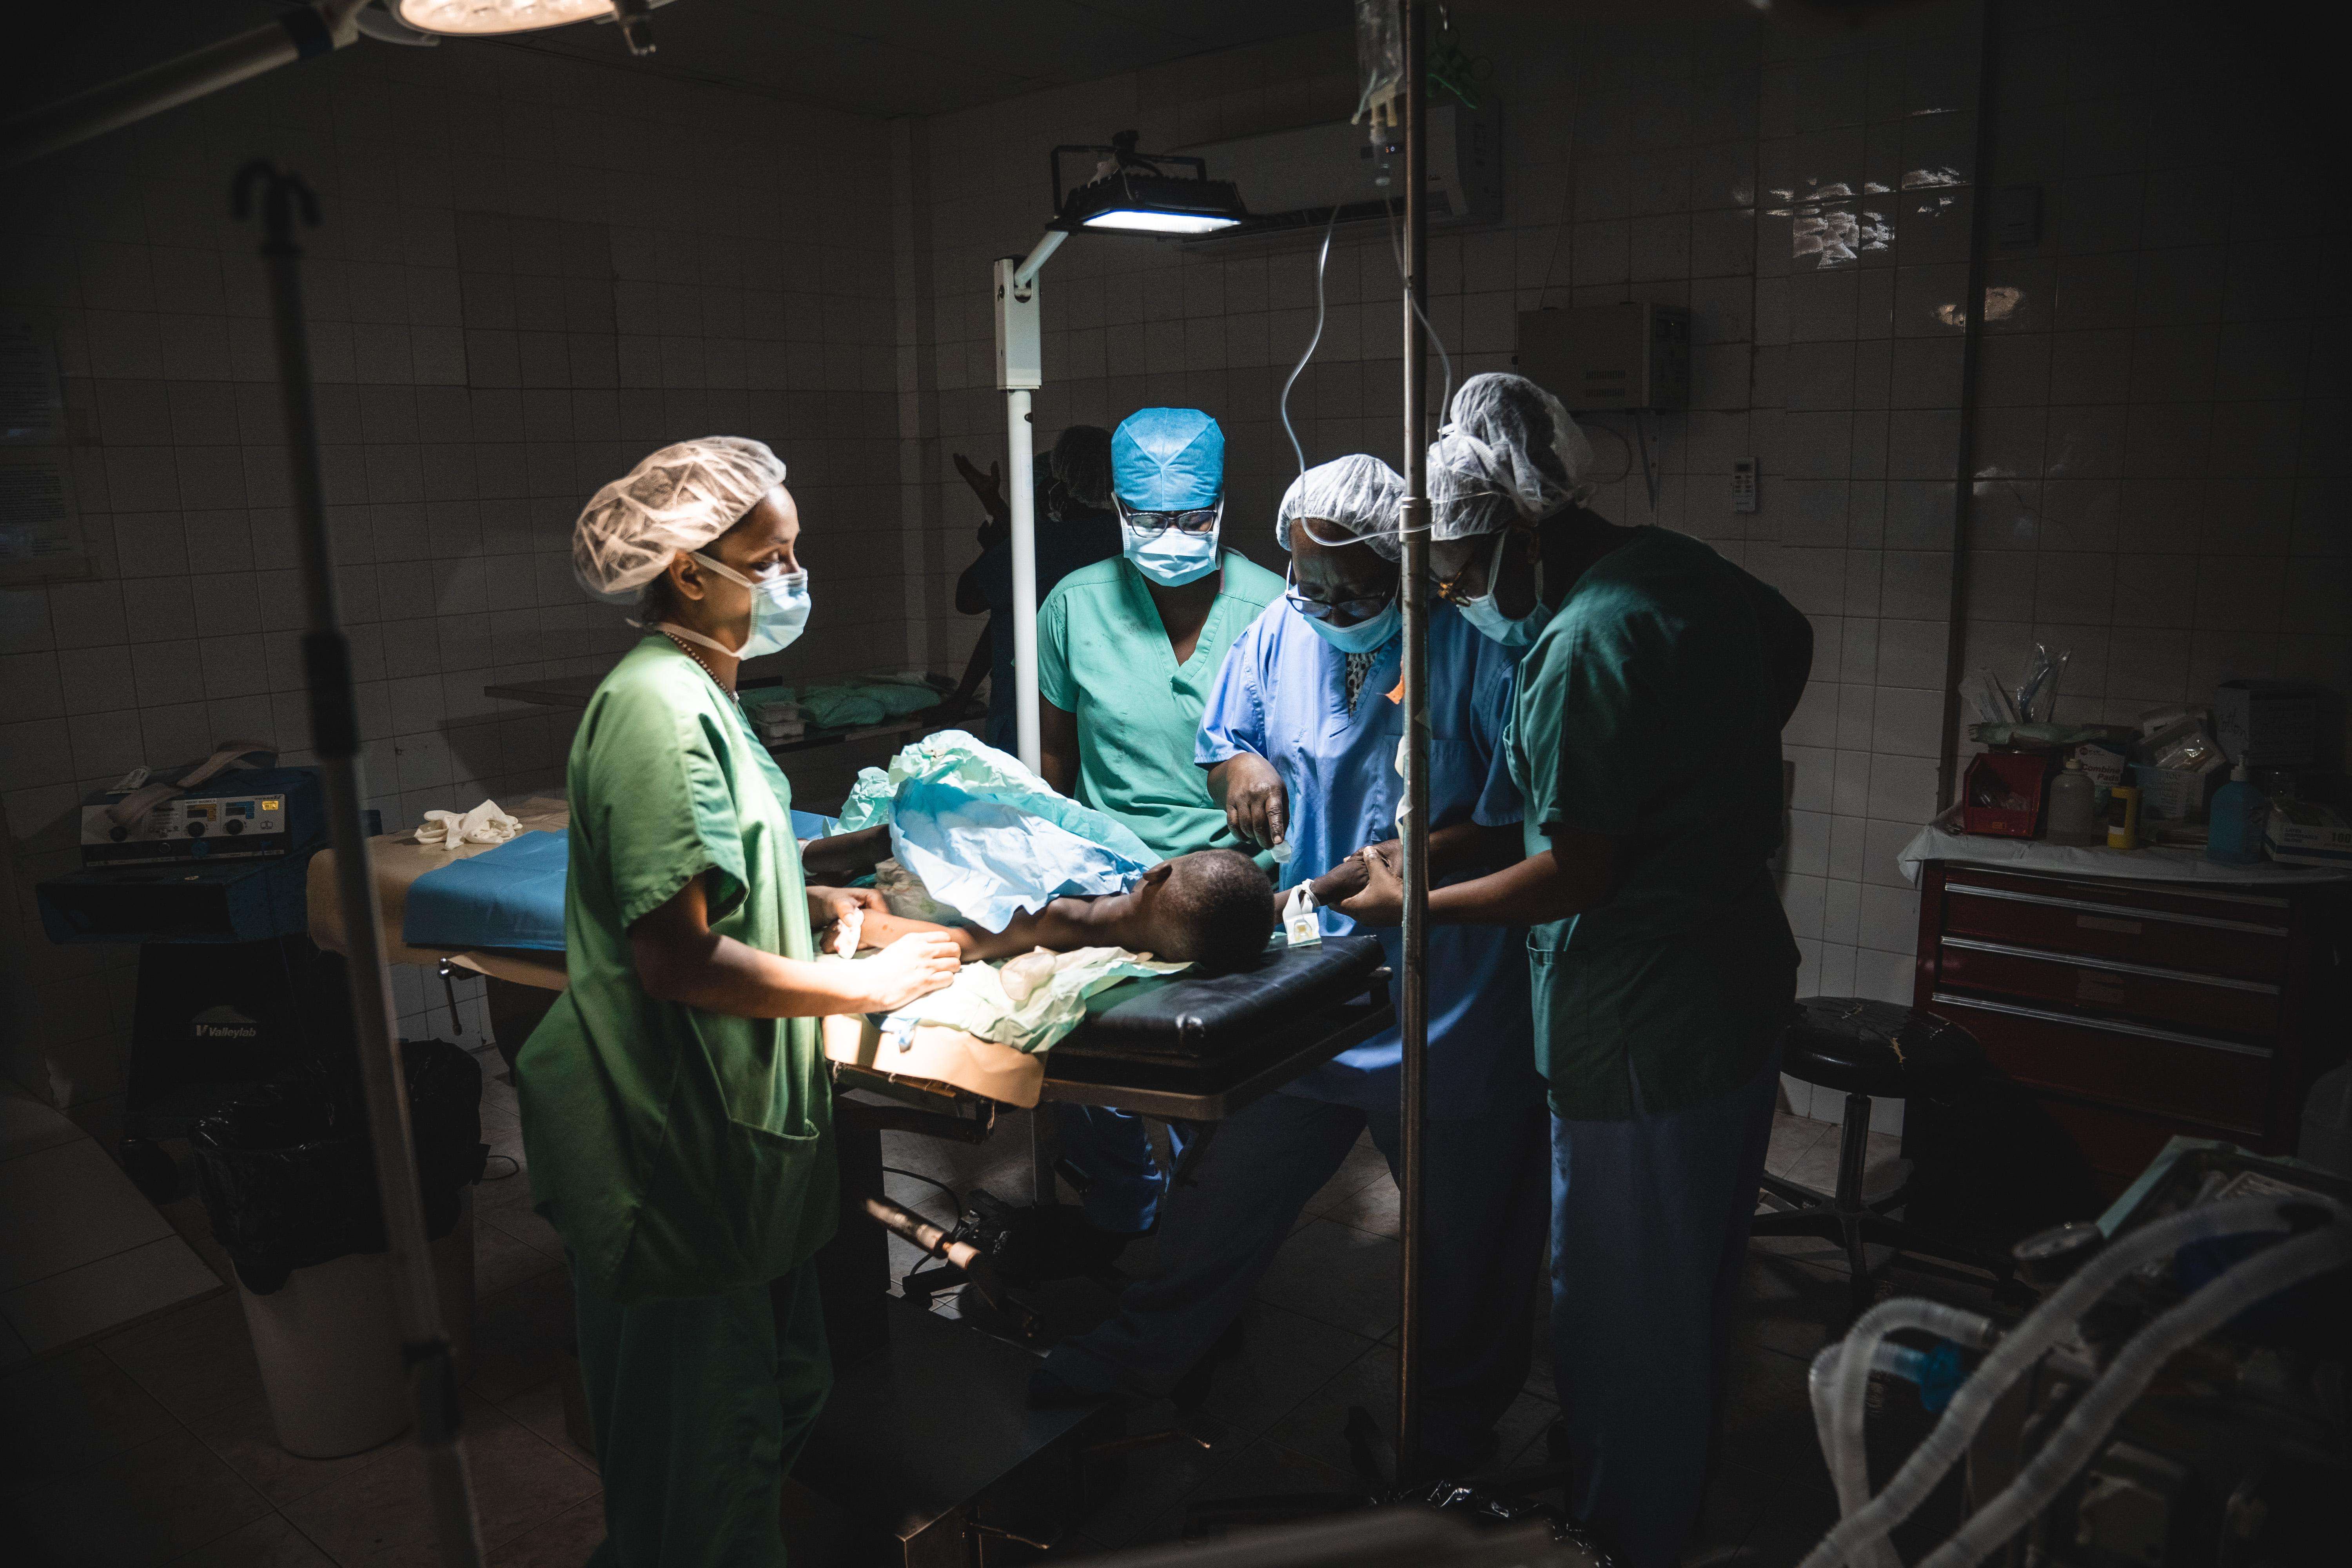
[
  {"xmin": 2105, "ymin": 784, "xmax": 2141, "ymax": 851},
  {"xmin": 2046, "ymin": 759, "xmax": 2101, "ymax": 846},
  {"xmin": 2205, "ymin": 764, "xmax": 2268, "ymax": 865}
]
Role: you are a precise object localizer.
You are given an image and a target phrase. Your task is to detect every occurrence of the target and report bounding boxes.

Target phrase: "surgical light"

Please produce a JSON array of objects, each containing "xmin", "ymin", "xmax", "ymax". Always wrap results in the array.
[
  {"xmin": 392, "ymin": 0, "xmax": 666, "ymax": 53},
  {"xmin": 1049, "ymin": 134, "xmax": 1249, "ymax": 237},
  {"xmin": 1079, "ymin": 209, "xmax": 1240, "ymax": 235}
]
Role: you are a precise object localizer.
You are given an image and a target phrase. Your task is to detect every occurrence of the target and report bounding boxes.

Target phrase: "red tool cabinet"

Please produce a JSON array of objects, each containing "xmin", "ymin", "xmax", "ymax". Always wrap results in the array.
[{"xmin": 1910, "ymin": 859, "xmax": 2348, "ymax": 1202}]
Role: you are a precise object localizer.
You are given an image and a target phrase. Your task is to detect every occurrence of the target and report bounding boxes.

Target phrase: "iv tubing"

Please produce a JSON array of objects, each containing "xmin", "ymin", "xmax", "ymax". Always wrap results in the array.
[{"xmin": 1279, "ymin": 207, "xmax": 1341, "ymax": 476}]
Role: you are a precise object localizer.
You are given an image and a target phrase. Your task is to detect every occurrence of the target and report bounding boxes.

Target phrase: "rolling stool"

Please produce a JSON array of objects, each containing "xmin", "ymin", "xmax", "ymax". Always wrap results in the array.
[{"xmin": 1753, "ymin": 996, "xmax": 2007, "ymax": 1314}]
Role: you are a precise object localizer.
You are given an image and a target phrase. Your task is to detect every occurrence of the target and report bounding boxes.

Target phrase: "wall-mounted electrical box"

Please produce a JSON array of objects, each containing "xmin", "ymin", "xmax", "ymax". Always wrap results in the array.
[{"xmin": 1514, "ymin": 302, "xmax": 1689, "ymax": 412}]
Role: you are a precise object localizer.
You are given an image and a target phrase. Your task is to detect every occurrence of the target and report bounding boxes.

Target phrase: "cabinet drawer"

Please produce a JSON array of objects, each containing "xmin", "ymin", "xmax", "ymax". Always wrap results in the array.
[
  {"xmin": 1941, "ymin": 879, "xmax": 2287, "ymax": 983},
  {"xmin": 1925, "ymin": 991, "xmax": 2272, "ymax": 1134},
  {"xmin": 1936, "ymin": 938, "xmax": 2279, "ymax": 1038}
]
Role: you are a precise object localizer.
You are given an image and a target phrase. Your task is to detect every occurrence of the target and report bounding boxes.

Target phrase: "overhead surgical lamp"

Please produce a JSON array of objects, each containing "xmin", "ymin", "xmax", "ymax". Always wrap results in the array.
[
  {"xmin": 993, "ymin": 133, "xmax": 1248, "ymax": 769},
  {"xmin": 1, "ymin": 0, "xmax": 668, "ymax": 168},
  {"xmin": 392, "ymin": 0, "xmax": 668, "ymax": 54}
]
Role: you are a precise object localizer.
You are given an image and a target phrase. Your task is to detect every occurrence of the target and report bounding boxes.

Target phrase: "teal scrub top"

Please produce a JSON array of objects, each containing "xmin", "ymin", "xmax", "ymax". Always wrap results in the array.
[
  {"xmin": 517, "ymin": 636, "xmax": 836, "ymax": 1303},
  {"xmin": 1037, "ymin": 551, "xmax": 1285, "ymax": 859},
  {"xmin": 1509, "ymin": 527, "xmax": 1803, "ymax": 1121}
]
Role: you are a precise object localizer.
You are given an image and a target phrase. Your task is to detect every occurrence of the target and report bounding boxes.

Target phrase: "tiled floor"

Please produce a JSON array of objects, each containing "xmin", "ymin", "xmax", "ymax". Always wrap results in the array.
[{"xmin": 1, "ymin": 1057, "xmax": 2000, "ymax": 1565}]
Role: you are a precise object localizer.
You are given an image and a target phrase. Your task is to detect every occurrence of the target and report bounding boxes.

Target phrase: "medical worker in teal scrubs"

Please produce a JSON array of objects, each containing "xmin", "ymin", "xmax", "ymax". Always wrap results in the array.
[
  {"xmin": 1037, "ymin": 456, "xmax": 1547, "ymax": 1470},
  {"xmin": 1033, "ymin": 408, "xmax": 1283, "ymax": 1249},
  {"xmin": 1339, "ymin": 376, "xmax": 1813, "ymax": 1566}
]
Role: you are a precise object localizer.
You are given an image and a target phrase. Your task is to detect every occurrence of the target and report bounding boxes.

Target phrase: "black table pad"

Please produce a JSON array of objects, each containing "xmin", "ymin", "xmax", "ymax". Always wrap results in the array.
[{"xmin": 1051, "ymin": 935, "xmax": 1388, "ymax": 1065}]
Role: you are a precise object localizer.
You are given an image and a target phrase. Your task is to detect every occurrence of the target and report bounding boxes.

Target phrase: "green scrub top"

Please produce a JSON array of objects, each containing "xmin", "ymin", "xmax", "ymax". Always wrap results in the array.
[
  {"xmin": 1509, "ymin": 527, "xmax": 1802, "ymax": 1121},
  {"xmin": 517, "ymin": 636, "xmax": 836, "ymax": 1304},
  {"xmin": 1037, "ymin": 551, "xmax": 1285, "ymax": 859}
]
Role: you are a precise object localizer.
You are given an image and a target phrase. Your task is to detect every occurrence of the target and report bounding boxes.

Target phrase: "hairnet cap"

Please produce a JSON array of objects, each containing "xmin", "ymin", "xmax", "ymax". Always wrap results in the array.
[
  {"xmin": 1429, "ymin": 372, "xmax": 1597, "ymax": 539},
  {"xmin": 1276, "ymin": 454, "xmax": 1406, "ymax": 561},
  {"xmin": 1112, "ymin": 408, "xmax": 1225, "ymax": 512},
  {"xmin": 572, "ymin": 437, "xmax": 788, "ymax": 603}
]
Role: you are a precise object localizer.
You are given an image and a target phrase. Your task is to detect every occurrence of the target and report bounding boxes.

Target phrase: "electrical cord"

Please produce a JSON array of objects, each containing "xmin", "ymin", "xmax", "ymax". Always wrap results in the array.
[{"xmin": 882, "ymin": 1164, "xmax": 963, "ymax": 1218}]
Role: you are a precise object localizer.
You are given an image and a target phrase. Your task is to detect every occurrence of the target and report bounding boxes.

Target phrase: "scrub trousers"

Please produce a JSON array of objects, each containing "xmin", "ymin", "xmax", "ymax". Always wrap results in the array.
[
  {"xmin": 1045, "ymin": 1082, "xmax": 1550, "ymax": 1464},
  {"xmin": 572, "ymin": 1261, "xmax": 831, "ymax": 1568},
  {"xmin": 1050, "ymin": 1104, "xmax": 1191, "ymax": 1233},
  {"xmin": 1549, "ymin": 1046, "xmax": 1780, "ymax": 1568}
]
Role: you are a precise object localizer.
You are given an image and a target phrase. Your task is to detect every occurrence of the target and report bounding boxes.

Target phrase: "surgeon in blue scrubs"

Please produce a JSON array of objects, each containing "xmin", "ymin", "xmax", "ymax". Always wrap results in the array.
[{"xmin": 1036, "ymin": 456, "xmax": 1549, "ymax": 1469}]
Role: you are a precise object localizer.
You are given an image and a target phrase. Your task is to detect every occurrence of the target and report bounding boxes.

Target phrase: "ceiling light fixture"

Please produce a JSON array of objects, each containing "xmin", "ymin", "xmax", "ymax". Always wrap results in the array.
[{"xmin": 392, "ymin": 0, "xmax": 667, "ymax": 54}]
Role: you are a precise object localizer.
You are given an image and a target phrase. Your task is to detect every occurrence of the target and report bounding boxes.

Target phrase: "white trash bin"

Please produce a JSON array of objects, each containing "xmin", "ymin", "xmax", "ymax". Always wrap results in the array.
[{"xmin": 237, "ymin": 1189, "xmax": 475, "ymax": 1459}]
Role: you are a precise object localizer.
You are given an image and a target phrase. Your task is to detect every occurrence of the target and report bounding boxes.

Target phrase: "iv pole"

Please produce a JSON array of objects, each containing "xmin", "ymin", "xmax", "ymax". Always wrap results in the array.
[
  {"xmin": 237, "ymin": 161, "xmax": 488, "ymax": 1568},
  {"xmin": 1394, "ymin": 0, "xmax": 1434, "ymax": 1494}
]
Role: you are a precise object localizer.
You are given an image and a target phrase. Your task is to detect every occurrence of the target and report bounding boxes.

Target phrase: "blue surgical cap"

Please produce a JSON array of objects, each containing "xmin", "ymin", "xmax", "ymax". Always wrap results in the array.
[{"xmin": 1112, "ymin": 408, "xmax": 1225, "ymax": 511}]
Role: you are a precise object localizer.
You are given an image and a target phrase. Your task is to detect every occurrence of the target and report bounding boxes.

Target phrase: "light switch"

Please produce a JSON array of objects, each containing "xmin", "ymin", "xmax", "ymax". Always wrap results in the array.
[{"xmin": 1731, "ymin": 457, "xmax": 1758, "ymax": 514}]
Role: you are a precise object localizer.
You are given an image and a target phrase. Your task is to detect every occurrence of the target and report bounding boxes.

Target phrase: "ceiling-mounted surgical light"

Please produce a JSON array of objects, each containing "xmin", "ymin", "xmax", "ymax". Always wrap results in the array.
[
  {"xmin": 392, "ymin": 0, "xmax": 667, "ymax": 54},
  {"xmin": 1051, "ymin": 132, "xmax": 1247, "ymax": 237}
]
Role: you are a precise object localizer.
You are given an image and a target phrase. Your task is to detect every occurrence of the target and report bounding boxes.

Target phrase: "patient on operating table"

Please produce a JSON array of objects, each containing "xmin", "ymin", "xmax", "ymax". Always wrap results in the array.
[{"xmin": 811, "ymin": 824, "xmax": 1275, "ymax": 975}]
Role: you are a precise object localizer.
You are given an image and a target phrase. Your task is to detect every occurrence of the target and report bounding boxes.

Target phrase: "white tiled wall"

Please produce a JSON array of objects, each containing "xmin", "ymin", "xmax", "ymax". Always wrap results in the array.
[
  {"xmin": 1956, "ymin": 7, "xmax": 2348, "ymax": 739},
  {"xmin": 0, "ymin": 41, "xmax": 904, "ymax": 1103}
]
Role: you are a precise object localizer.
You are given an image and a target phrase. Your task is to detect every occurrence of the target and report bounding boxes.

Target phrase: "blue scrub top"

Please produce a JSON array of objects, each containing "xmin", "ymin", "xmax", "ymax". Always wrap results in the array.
[{"xmin": 1198, "ymin": 597, "xmax": 1537, "ymax": 1120}]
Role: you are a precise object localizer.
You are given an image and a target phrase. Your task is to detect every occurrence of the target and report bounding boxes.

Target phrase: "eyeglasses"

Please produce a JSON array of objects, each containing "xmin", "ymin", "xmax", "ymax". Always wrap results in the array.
[
  {"xmin": 1116, "ymin": 497, "xmax": 1223, "ymax": 536},
  {"xmin": 1285, "ymin": 572, "xmax": 1396, "ymax": 625}
]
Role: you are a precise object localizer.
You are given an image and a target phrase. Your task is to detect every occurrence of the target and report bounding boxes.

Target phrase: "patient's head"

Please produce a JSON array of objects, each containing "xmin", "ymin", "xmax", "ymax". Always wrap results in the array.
[{"xmin": 1127, "ymin": 849, "xmax": 1275, "ymax": 972}]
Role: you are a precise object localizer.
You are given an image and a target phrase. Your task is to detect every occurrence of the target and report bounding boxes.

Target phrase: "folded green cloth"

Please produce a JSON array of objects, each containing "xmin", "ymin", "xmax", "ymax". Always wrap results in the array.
[{"xmin": 791, "ymin": 678, "xmax": 939, "ymax": 730}]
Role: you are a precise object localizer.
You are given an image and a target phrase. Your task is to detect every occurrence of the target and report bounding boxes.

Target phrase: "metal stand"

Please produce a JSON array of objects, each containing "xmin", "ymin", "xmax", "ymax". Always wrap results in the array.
[
  {"xmin": 1393, "ymin": 0, "xmax": 1434, "ymax": 1494},
  {"xmin": 237, "ymin": 162, "xmax": 486, "ymax": 1568}
]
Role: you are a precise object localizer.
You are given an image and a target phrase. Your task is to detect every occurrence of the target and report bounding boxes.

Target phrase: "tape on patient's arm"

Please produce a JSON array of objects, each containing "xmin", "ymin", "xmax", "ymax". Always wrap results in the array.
[
  {"xmin": 1281, "ymin": 884, "xmax": 1321, "ymax": 946},
  {"xmin": 831, "ymin": 906, "xmax": 864, "ymax": 958}
]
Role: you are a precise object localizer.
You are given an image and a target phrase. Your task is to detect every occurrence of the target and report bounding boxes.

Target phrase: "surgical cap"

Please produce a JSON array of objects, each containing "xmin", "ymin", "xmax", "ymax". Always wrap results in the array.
[
  {"xmin": 1051, "ymin": 425, "xmax": 1115, "ymax": 512},
  {"xmin": 1275, "ymin": 454, "xmax": 1405, "ymax": 562},
  {"xmin": 1429, "ymin": 372, "xmax": 1597, "ymax": 539},
  {"xmin": 1112, "ymin": 408, "xmax": 1224, "ymax": 512},
  {"xmin": 572, "ymin": 437, "xmax": 788, "ymax": 602}
]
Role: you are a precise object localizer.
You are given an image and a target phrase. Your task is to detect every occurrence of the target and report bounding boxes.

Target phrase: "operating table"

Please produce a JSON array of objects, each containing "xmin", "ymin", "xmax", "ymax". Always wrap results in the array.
[{"xmin": 308, "ymin": 803, "xmax": 1396, "ymax": 1563}]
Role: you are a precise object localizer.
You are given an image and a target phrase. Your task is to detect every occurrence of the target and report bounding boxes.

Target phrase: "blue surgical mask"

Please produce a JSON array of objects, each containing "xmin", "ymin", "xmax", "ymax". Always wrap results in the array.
[
  {"xmin": 666, "ymin": 552, "xmax": 811, "ymax": 659},
  {"xmin": 1455, "ymin": 528, "xmax": 1551, "ymax": 649},
  {"xmin": 1307, "ymin": 595, "xmax": 1401, "ymax": 653},
  {"xmin": 1120, "ymin": 498, "xmax": 1223, "ymax": 588}
]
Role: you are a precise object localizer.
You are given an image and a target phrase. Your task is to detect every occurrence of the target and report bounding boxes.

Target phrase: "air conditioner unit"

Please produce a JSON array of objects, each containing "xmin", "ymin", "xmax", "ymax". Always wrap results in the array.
[{"xmin": 1171, "ymin": 98, "xmax": 1501, "ymax": 243}]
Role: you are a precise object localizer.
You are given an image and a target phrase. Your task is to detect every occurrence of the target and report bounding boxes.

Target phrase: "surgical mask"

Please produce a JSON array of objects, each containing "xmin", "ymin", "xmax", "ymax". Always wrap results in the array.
[
  {"xmin": 1454, "ymin": 528, "xmax": 1551, "ymax": 649},
  {"xmin": 662, "ymin": 552, "xmax": 811, "ymax": 659},
  {"xmin": 1307, "ymin": 596, "xmax": 1400, "ymax": 653},
  {"xmin": 1120, "ymin": 498, "xmax": 1223, "ymax": 588}
]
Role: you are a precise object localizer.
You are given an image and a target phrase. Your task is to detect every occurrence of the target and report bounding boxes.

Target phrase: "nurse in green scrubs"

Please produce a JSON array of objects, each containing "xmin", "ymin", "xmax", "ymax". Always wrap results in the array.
[
  {"xmin": 520, "ymin": 438, "xmax": 961, "ymax": 1567},
  {"xmin": 1033, "ymin": 408, "xmax": 1283, "ymax": 1249}
]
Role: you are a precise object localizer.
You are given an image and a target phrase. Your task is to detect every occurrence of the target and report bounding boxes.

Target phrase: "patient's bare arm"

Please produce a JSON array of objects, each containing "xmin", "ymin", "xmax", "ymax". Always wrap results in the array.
[
  {"xmin": 852, "ymin": 899, "xmax": 1109, "ymax": 964},
  {"xmin": 800, "ymin": 824, "xmax": 891, "ymax": 882}
]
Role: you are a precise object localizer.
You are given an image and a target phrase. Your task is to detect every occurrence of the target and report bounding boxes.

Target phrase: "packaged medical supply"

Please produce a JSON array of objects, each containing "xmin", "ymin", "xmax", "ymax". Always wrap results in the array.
[
  {"xmin": 2012, "ymin": 643, "xmax": 2069, "ymax": 724},
  {"xmin": 2264, "ymin": 800, "xmax": 2352, "ymax": 868},
  {"xmin": 2214, "ymin": 679, "xmax": 2319, "ymax": 768}
]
